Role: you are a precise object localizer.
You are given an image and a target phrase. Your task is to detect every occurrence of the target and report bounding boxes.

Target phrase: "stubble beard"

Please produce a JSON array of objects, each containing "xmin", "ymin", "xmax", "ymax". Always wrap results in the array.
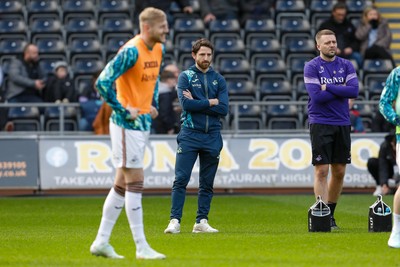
[{"xmin": 323, "ymin": 50, "xmax": 336, "ymax": 59}]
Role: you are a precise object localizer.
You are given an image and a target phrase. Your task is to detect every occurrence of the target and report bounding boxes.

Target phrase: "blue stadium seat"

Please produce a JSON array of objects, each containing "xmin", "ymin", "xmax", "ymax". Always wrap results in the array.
[
  {"xmin": 251, "ymin": 54, "xmax": 287, "ymax": 78},
  {"xmin": 257, "ymin": 74, "xmax": 292, "ymax": 101},
  {"xmin": 0, "ymin": 0, "xmax": 25, "ymax": 19},
  {"xmin": 282, "ymin": 34, "xmax": 316, "ymax": 60},
  {"xmin": 69, "ymin": 37, "xmax": 102, "ymax": 60},
  {"xmin": 275, "ymin": 0, "xmax": 306, "ymax": 14},
  {"xmin": 104, "ymin": 33, "xmax": 130, "ymax": 59},
  {"xmin": 39, "ymin": 54, "xmax": 68, "ymax": 75},
  {"xmin": 44, "ymin": 106, "xmax": 78, "ymax": 131},
  {"xmin": 216, "ymin": 55, "xmax": 251, "ymax": 77},
  {"xmin": 175, "ymin": 33, "xmax": 204, "ymax": 56},
  {"xmin": 213, "ymin": 34, "xmax": 245, "ymax": 60},
  {"xmin": 64, "ymin": 16, "xmax": 99, "ymax": 40},
  {"xmin": 292, "ymin": 74, "xmax": 308, "ymax": 101},
  {"xmin": 209, "ymin": 20, "xmax": 241, "ymax": 45},
  {"xmin": 266, "ymin": 103, "xmax": 299, "ymax": 129},
  {"xmin": 173, "ymin": 17, "xmax": 205, "ymax": 42},
  {"xmin": 246, "ymin": 35, "xmax": 281, "ymax": 58},
  {"xmin": 27, "ymin": 0, "xmax": 60, "ymax": 20},
  {"xmin": 8, "ymin": 106, "xmax": 41, "ymax": 131},
  {"xmin": 62, "ymin": 0, "xmax": 95, "ymax": 21},
  {"xmin": 286, "ymin": 54, "xmax": 315, "ymax": 81},
  {"xmin": 297, "ymin": 80, "xmax": 308, "ymax": 101},
  {"xmin": 230, "ymin": 104, "xmax": 264, "ymax": 130},
  {"xmin": 346, "ymin": 0, "xmax": 369, "ymax": 13},
  {"xmin": 29, "ymin": 14, "xmax": 63, "ymax": 42},
  {"xmin": 277, "ymin": 15, "xmax": 311, "ymax": 42},
  {"xmin": 209, "ymin": 19, "xmax": 241, "ymax": 37},
  {"xmin": 362, "ymin": 59, "xmax": 394, "ymax": 78},
  {"xmin": 0, "ymin": 17, "xmax": 27, "ymax": 36},
  {"xmin": 0, "ymin": 36, "xmax": 27, "ymax": 57},
  {"xmin": 311, "ymin": 13, "xmax": 331, "ymax": 32},
  {"xmin": 74, "ymin": 74, "xmax": 94, "ymax": 96},
  {"xmin": 98, "ymin": 0, "xmax": 131, "ymax": 19},
  {"xmin": 178, "ymin": 54, "xmax": 194, "ymax": 70},
  {"xmin": 244, "ymin": 19, "xmax": 275, "ymax": 43},
  {"xmin": 71, "ymin": 54, "xmax": 104, "ymax": 75},
  {"xmin": 364, "ymin": 74, "xmax": 387, "ymax": 100},
  {"xmin": 36, "ymin": 37, "xmax": 65, "ymax": 56},
  {"xmin": 226, "ymin": 77, "xmax": 256, "ymax": 101},
  {"xmin": 101, "ymin": 16, "xmax": 134, "ymax": 36},
  {"xmin": 309, "ymin": 0, "xmax": 337, "ymax": 15}
]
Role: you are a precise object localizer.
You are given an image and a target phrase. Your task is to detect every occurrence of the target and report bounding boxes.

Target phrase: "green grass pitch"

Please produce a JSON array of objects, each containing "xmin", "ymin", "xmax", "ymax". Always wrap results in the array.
[{"xmin": 0, "ymin": 194, "xmax": 398, "ymax": 267}]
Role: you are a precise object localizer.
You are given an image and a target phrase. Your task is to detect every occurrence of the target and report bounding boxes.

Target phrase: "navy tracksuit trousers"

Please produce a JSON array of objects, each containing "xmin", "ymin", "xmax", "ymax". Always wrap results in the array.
[{"xmin": 170, "ymin": 128, "xmax": 223, "ymax": 223}]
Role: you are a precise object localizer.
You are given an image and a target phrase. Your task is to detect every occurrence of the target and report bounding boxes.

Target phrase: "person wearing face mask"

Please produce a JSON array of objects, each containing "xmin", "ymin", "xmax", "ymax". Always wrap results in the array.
[{"xmin": 355, "ymin": 6, "xmax": 394, "ymax": 65}]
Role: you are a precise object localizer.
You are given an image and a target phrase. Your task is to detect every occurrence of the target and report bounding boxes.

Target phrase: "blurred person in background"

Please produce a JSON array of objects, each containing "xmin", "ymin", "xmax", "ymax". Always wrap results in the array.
[
  {"xmin": 43, "ymin": 61, "xmax": 76, "ymax": 103},
  {"xmin": 367, "ymin": 132, "xmax": 397, "ymax": 196},
  {"xmin": 348, "ymin": 99, "xmax": 365, "ymax": 133},
  {"xmin": 239, "ymin": 0, "xmax": 275, "ymax": 26},
  {"xmin": 152, "ymin": 67, "xmax": 180, "ymax": 134},
  {"xmin": 78, "ymin": 71, "xmax": 102, "ymax": 131},
  {"xmin": 199, "ymin": 0, "xmax": 239, "ymax": 24},
  {"xmin": 318, "ymin": 2, "xmax": 362, "ymax": 67},
  {"xmin": 6, "ymin": 44, "xmax": 45, "ymax": 103},
  {"xmin": 4, "ymin": 44, "xmax": 46, "ymax": 131},
  {"xmin": 371, "ymin": 109, "xmax": 395, "ymax": 133},
  {"xmin": 355, "ymin": 6, "xmax": 394, "ymax": 65}
]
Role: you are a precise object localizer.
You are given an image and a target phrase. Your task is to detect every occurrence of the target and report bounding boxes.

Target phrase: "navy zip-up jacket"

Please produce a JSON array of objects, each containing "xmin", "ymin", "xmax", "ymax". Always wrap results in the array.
[{"xmin": 177, "ymin": 64, "xmax": 229, "ymax": 133}]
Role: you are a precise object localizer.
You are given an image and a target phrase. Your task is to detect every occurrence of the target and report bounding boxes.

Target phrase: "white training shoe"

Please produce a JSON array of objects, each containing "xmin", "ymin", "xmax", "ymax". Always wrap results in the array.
[
  {"xmin": 192, "ymin": 219, "xmax": 218, "ymax": 233},
  {"xmin": 136, "ymin": 247, "xmax": 166, "ymax": 260},
  {"xmin": 164, "ymin": 218, "xmax": 180, "ymax": 234},
  {"xmin": 388, "ymin": 231, "xmax": 400, "ymax": 248},
  {"xmin": 373, "ymin": 186, "xmax": 382, "ymax": 196},
  {"xmin": 90, "ymin": 242, "xmax": 124, "ymax": 259}
]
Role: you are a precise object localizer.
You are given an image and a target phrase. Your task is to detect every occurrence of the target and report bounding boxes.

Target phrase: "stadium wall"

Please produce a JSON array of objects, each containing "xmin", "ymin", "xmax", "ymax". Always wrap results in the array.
[{"xmin": 0, "ymin": 134, "xmax": 385, "ymax": 195}]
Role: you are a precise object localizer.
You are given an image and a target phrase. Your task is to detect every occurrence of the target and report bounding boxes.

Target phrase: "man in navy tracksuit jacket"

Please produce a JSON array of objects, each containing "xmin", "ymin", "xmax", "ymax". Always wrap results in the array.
[{"xmin": 164, "ymin": 39, "xmax": 229, "ymax": 234}]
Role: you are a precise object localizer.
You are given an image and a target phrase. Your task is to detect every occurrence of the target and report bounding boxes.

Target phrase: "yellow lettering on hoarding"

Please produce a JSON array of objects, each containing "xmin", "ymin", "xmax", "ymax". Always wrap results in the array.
[
  {"xmin": 351, "ymin": 139, "xmax": 379, "ymax": 170},
  {"xmin": 219, "ymin": 141, "xmax": 240, "ymax": 172},
  {"xmin": 143, "ymin": 146, "xmax": 152, "ymax": 170},
  {"xmin": 248, "ymin": 139, "xmax": 279, "ymax": 169},
  {"xmin": 75, "ymin": 142, "xmax": 112, "ymax": 173},
  {"xmin": 280, "ymin": 139, "xmax": 311, "ymax": 170},
  {"xmin": 150, "ymin": 142, "xmax": 175, "ymax": 172}
]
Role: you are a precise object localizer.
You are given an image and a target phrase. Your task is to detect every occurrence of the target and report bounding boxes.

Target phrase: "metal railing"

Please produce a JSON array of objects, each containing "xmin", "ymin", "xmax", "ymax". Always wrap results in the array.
[
  {"xmin": 0, "ymin": 102, "xmax": 81, "ymax": 135},
  {"xmin": 0, "ymin": 100, "xmax": 380, "ymax": 135}
]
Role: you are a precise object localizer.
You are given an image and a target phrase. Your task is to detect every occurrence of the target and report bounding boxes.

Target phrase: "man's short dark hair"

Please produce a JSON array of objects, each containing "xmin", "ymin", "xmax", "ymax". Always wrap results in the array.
[
  {"xmin": 333, "ymin": 2, "xmax": 347, "ymax": 11},
  {"xmin": 192, "ymin": 38, "xmax": 214, "ymax": 54}
]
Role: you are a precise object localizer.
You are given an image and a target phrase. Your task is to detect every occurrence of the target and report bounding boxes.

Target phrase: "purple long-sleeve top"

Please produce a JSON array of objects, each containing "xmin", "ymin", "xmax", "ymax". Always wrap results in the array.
[{"xmin": 304, "ymin": 56, "xmax": 359, "ymax": 126}]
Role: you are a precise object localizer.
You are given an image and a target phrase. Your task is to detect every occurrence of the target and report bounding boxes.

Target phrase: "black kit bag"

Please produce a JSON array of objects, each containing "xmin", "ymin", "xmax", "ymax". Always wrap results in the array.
[
  {"xmin": 308, "ymin": 195, "xmax": 331, "ymax": 232},
  {"xmin": 368, "ymin": 195, "xmax": 392, "ymax": 232}
]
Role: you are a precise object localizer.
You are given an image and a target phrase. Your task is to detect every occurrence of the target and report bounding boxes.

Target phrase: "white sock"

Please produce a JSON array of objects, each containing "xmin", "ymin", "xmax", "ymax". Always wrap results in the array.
[
  {"xmin": 93, "ymin": 188, "xmax": 125, "ymax": 245},
  {"xmin": 393, "ymin": 213, "xmax": 400, "ymax": 233},
  {"xmin": 125, "ymin": 191, "xmax": 149, "ymax": 251}
]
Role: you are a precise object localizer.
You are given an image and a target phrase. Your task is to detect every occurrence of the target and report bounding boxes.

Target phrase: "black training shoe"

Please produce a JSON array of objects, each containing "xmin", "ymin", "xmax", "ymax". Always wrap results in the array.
[{"xmin": 330, "ymin": 217, "xmax": 339, "ymax": 230}]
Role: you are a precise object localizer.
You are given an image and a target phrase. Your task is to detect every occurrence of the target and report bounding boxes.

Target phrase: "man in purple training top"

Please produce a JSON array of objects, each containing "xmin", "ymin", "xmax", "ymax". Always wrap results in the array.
[{"xmin": 304, "ymin": 29, "xmax": 359, "ymax": 230}]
